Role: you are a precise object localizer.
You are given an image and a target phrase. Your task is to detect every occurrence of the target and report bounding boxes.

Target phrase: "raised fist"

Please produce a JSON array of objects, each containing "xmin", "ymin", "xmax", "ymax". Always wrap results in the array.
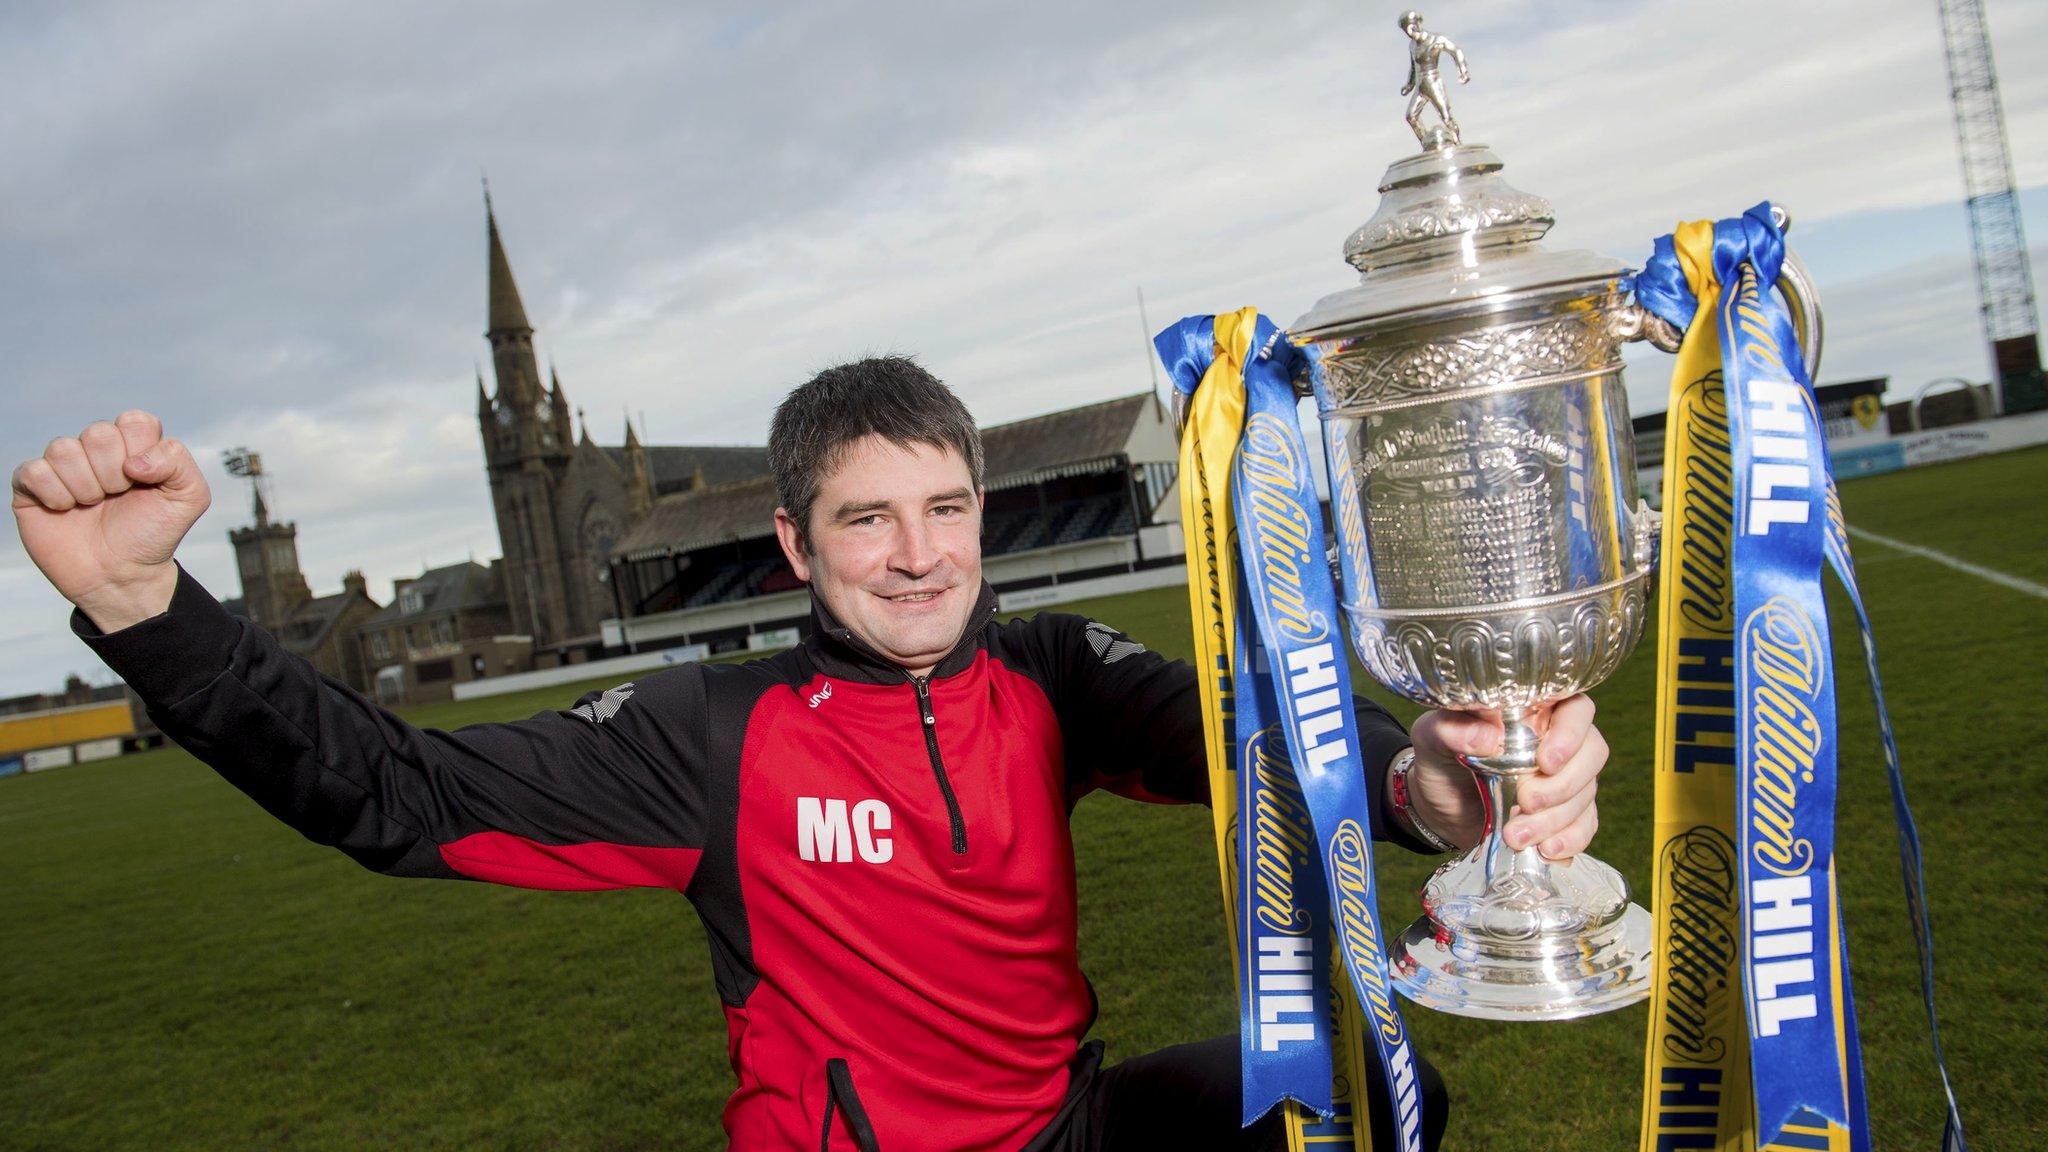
[{"xmin": 10, "ymin": 411, "xmax": 211, "ymax": 632}]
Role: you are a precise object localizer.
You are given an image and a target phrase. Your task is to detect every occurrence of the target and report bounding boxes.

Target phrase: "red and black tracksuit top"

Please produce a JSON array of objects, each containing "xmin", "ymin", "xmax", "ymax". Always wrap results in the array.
[{"xmin": 79, "ymin": 568, "xmax": 1421, "ymax": 1151}]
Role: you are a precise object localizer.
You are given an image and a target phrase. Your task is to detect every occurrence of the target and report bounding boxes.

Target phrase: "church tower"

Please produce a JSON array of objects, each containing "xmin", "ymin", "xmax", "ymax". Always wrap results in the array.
[
  {"xmin": 227, "ymin": 482, "xmax": 312, "ymax": 628},
  {"xmin": 477, "ymin": 192, "xmax": 574, "ymax": 650}
]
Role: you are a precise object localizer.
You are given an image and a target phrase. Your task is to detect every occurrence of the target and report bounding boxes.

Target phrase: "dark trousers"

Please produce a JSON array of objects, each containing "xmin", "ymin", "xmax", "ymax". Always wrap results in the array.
[{"xmin": 1023, "ymin": 1035, "xmax": 1449, "ymax": 1151}]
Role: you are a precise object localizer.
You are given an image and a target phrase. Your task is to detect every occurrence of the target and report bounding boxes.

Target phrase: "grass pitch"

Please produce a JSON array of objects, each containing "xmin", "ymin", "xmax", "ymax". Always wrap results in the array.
[{"xmin": 5, "ymin": 447, "xmax": 2044, "ymax": 1149}]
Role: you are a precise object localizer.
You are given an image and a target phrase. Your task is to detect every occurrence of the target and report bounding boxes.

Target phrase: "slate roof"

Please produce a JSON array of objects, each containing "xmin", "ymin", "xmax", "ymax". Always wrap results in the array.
[
  {"xmin": 364, "ymin": 561, "xmax": 504, "ymax": 627},
  {"xmin": 614, "ymin": 476, "xmax": 782, "ymax": 560},
  {"xmin": 981, "ymin": 393, "xmax": 1153, "ymax": 480},
  {"xmin": 610, "ymin": 392, "xmax": 1156, "ymax": 560},
  {"xmin": 601, "ymin": 444, "xmax": 771, "ymax": 496},
  {"xmin": 278, "ymin": 590, "xmax": 369, "ymax": 651}
]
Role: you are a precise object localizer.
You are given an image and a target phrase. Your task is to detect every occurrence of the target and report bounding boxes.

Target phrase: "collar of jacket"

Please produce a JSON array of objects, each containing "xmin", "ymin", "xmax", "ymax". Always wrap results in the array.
[{"xmin": 803, "ymin": 581, "xmax": 1001, "ymax": 685}]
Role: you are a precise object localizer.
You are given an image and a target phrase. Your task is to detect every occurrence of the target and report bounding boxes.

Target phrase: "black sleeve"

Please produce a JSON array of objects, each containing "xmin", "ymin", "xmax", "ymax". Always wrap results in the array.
[
  {"xmin": 74, "ymin": 566, "xmax": 711, "ymax": 890},
  {"xmin": 1010, "ymin": 612, "xmax": 1434, "ymax": 850}
]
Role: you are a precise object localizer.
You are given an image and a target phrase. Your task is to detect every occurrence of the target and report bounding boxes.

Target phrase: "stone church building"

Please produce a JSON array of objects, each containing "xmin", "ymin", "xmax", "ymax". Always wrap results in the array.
[{"xmin": 477, "ymin": 199, "xmax": 767, "ymax": 663}]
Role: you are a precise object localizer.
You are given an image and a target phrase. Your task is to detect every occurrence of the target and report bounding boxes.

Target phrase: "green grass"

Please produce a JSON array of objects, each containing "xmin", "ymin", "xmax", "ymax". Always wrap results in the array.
[
  {"xmin": 1832, "ymin": 443, "xmax": 2048, "ymax": 584},
  {"xmin": 5, "ymin": 447, "xmax": 2044, "ymax": 1149}
]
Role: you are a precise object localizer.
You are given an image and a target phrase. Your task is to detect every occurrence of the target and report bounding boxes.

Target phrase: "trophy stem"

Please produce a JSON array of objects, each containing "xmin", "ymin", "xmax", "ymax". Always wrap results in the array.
[
  {"xmin": 1456, "ymin": 706, "xmax": 1561, "ymax": 907},
  {"xmin": 1470, "ymin": 708, "xmax": 1545, "ymax": 890},
  {"xmin": 1389, "ymin": 705, "xmax": 1655, "ymax": 1020}
]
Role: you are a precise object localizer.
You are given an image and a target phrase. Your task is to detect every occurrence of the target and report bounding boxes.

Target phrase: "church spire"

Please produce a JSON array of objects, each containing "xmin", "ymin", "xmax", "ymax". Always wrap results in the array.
[
  {"xmin": 485, "ymin": 183, "xmax": 532, "ymax": 338},
  {"xmin": 549, "ymin": 363, "xmax": 572, "ymax": 426},
  {"xmin": 622, "ymin": 412, "xmax": 653, "ymax": 516}
]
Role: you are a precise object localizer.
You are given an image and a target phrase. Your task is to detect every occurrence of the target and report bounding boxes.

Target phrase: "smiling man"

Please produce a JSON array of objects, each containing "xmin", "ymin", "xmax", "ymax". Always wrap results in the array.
[{"xmin": 12, "ymin": 356, "xmax": 1614, "ymax": 1151}]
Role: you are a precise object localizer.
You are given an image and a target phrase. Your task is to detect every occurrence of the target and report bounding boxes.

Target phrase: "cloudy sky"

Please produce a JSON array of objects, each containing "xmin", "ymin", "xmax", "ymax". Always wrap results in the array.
[{"xmin": 3, "ymin": 0, "xmax": 2045, "ymax": 698}]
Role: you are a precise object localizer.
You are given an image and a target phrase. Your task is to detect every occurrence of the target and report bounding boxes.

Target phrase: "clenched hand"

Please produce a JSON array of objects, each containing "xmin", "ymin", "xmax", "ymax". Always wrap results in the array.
[
  {"xmin": 11, "ymin": 411, "xmax": 210, "ymax": 633},
  {"xmin": 1403, "ymin": 695, "xmax": 1608, "ymax": 859}
]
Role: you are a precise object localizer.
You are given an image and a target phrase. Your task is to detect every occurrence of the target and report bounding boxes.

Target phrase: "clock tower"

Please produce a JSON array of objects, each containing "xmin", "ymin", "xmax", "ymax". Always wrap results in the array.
[{"xmin": 478, "ymin": 192, "xmax": 574, "ymax": 651}]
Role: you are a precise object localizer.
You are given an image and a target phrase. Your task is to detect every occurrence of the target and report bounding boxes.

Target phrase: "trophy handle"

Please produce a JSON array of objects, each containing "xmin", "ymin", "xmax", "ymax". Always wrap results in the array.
[
  {"xmin": 1771, "ymin": 204, "xmax": 1826, "ymax": 382},
  {"xmin": 1618, "ymin": 205, "xmax": 1824, "ymax": 382},
  {"xmin": 1776, "ymin": 249, "xmax": 1825, "ymax": 382}
]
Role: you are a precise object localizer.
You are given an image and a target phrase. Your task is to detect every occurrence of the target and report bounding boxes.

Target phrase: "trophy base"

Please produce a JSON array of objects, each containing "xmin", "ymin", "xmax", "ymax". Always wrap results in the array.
[{"xmin": 1390, "ymin": 847, "xmax": 1654, "ymax": 1022}]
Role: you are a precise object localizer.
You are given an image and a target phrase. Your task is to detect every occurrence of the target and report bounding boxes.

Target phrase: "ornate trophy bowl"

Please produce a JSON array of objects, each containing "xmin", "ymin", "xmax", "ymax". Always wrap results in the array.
[
  {"xmin": 1290, "ymin": 34, "xmax": 1675, "ymax": 1018},
  {"xmin": 1317, "ymin": 327, "xmax": 1659, "ymax": 1020}
]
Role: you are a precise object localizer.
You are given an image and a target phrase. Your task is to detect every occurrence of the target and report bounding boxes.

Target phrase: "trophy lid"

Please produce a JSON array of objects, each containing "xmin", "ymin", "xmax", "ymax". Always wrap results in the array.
[{"xmin": 1291, "ymin": 19, "xmax": 1629, "ymax": 339}]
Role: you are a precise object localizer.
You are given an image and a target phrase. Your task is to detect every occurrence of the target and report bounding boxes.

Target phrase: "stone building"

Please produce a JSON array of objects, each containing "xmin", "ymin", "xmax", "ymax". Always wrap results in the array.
[
  {"xmin": 477, "ymin": 196, "xmax": 767, "ymax": 665},
  {"xmin": 221, "ymin": 488, "xmax": 382, "ymax": 694},
  {"xmin": 354, "ymin": 560, "xmax": 531, "ymax": 705}
]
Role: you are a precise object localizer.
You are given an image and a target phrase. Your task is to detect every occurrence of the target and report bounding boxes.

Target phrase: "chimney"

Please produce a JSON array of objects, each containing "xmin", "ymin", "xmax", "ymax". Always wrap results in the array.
[{"xmin": 342, "ymin": 569, "xmax": 368, "ymax": 597}]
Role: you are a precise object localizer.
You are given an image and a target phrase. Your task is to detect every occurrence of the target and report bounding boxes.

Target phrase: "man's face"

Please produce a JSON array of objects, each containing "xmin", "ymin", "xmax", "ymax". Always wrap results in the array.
[{"xmin": 775, "ymin": 435, "xmax": 983, "ymax": 677}]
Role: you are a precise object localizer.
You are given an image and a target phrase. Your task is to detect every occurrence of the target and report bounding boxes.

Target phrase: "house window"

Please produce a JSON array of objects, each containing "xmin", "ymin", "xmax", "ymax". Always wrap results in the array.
[
  {"xmin": 415, "ymin": 659, "xmax": 455, "ymax": 683},
  {"xmin": 431, "ymin": 618, "xmax": 455, "ymax": 646},
  {"xmin": 400, "ymin": 589, "xmax": 425, "ymax": 614},
  {"xmin": 370, "ymin": 633, "xmax": 393, "ymax": 660}
]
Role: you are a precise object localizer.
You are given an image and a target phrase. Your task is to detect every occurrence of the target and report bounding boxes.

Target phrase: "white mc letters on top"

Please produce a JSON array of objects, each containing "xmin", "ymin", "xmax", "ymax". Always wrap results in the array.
[{"xmin": 797, "ymin": 797, "xmax": 894, "ymax": 864}]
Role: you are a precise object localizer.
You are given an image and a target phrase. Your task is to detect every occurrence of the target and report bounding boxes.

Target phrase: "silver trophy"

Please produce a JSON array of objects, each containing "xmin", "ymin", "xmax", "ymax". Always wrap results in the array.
[{"xmin": 1285, "ymin": 15, "xmax": 1821, "ymax": 1020}]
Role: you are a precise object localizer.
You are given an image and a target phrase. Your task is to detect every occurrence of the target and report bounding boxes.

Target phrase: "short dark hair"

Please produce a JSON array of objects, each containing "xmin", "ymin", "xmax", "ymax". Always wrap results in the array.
[{"xmin": 768, "ymin": 356, "xmax": 985, "ymax": 540}]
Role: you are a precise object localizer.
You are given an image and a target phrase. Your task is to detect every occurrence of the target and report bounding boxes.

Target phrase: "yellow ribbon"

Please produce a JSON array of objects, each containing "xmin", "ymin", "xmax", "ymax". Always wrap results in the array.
[
  {"xmin": 1178, "ymin": 308, "xmax": 1377, "ymax": 1150},
  {"xmin": 1640, "ymin": 221, "xmax": 1756, "ymax": 1152}
]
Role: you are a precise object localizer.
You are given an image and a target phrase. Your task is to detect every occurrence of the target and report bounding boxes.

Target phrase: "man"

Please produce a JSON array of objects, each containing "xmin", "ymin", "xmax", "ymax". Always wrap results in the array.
[{"xmin": 12, "ymin": 358, "xmax": 1610, "ymax": 1150}]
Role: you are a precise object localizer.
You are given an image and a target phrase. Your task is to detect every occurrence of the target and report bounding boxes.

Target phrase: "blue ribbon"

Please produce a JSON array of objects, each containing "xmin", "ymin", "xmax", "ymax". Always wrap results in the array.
[
  {"xmin": 1718, "ymin": 200, "xmax": 1863, "ymax": 1152},
  {"xmin": 1632, "ymin": 230, "xmax": 1699, "ymax": 333},
  {"xmin": 1160, "ymin": 314, "xmax": 1427, "ymax": 1150},
  {"xmin": 1161, "ymin": 313, "xmax": 1338, "ymax": 1123},
  {"xmin": 1158, "ymin": 316, "xmax": 1221, "ymax": 398},
  {"xmin": 1639, "ymin": 204, "xmax": 1965, "ymax": 1152},
  {"xmin": 1232, "ymin": 577, "xmax": 1339, "ymax": 1122}
]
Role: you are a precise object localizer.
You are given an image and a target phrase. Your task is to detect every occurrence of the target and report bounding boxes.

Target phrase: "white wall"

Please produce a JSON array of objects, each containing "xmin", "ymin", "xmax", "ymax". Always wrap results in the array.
[
  {"xmin": 995, "ymin": 565, "xmax": 1186, "ymax": 613},
  {"xmin": 451, "ymin": 645, "xmax": 710, "ymax": 701}
]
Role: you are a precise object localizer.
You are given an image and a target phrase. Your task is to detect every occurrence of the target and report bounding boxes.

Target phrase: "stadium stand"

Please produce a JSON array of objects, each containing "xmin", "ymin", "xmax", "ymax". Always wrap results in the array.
[{"xmin": 601, "ymin": 392, "xmax": 1182, "ymax": 654}]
